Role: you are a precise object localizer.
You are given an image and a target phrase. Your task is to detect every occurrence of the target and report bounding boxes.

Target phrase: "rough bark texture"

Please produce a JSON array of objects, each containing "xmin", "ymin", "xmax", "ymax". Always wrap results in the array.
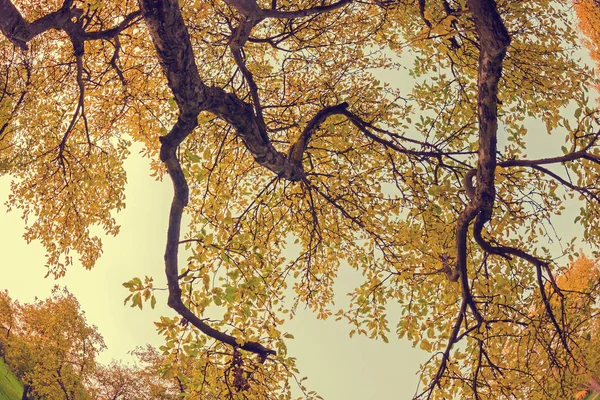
[
  {"xmin": 140, "ymin": 0, "xmax": 305, "ymax": 182},
  {"xmin": 0, "ymin": 0, "xmax": 78, "ymax": 49}
]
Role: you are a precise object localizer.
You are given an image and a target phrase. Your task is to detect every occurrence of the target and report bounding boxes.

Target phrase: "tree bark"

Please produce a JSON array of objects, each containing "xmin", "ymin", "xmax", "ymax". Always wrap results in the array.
[{"xmin": 455, "ymin": 0, "xmax": 510, "ymax": 320}]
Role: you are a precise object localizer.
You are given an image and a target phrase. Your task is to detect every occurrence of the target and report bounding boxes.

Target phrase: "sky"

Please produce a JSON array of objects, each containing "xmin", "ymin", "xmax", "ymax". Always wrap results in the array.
[{"xmin": 0, "ymin": 146, "xmax": 430, "ymax": 399}]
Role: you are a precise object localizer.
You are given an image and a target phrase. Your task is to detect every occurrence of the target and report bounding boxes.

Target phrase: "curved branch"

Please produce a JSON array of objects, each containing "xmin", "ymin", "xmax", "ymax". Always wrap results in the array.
[
  {"xmin": 141, "ymin": 0, "xmax": 275, "ymax": 359},
  {"xmin": 0, "ymin": 0, "xmax": 141, "ymax": 49},
  {"xmin": 287, "ymin": 102, "xmax": 349, "ymax": 166},
  {"xmin": 159, "ymin": 117, "xmax": 276, "ymax": 358}
]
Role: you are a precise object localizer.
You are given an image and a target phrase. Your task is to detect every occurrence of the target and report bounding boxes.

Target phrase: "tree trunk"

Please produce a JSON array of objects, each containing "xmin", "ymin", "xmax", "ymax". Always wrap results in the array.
[{"xmin": 21, "ymin": 384, "xmax": 32, "ymax": 400}]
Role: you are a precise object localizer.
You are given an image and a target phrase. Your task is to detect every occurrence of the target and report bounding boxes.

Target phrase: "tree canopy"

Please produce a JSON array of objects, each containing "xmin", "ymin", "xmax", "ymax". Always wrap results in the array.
[
  {"xmin": 1, "ymin": 0, "xmax": 600, "ymax": 398},
  {"xmin": 0, "ymin": 288, "xmax": 178, "ymax": 399},
  {"xmin": 0, "ymin": 288, "xmax": 104, "ymax": 399}
]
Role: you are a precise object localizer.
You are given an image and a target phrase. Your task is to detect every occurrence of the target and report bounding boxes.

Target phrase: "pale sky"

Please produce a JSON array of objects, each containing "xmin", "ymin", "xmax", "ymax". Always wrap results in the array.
[{"xmin": 0, "ymin": 146, "xmax": 430, "ymax": 399}]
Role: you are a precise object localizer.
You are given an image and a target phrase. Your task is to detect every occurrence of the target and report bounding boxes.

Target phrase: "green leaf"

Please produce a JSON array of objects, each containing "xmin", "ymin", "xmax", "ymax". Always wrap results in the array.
[{"xmin": 186, "ymin": 150, "xmax": 201, "ymax": 163}]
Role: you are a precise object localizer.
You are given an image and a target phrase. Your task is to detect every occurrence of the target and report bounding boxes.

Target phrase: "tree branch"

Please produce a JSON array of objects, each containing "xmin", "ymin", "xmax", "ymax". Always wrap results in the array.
[
  {"xmin": 141, "ymin": 0, "xmax": 275, "ymax": 359},
  {"xmin": 0, "ymin": 0, "xmax": 77, "ymax": 49},
  {"xmin": 453, "ymin": 0, "xmax": 510, "ymax": 324},
  {"xmin": 229, "ymin": 20, "xmax": 270, "ymax": 143},
  {"xmin": 81, "ymin": 10, "xmax": 143, "ymax": 40},
  {"xmin": 287, "ymin": 102, "xmax": 349, "ymax": 167},
  {"xmin": 223, "ymin": 0, "xmax": 352, "ymax": 20},
  {"xmin": 418, "ymin": 297, "xmax": 467, "ymax": 399},
  {"xmin": 259, "ymin": 0, "xmax": 352, "ymax": 19}
]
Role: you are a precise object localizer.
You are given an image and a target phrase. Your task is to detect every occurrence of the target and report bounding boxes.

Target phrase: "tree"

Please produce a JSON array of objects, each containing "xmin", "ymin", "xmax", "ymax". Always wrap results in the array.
[
  {"xmin": 574, "ymin": 0, "xmax": 600, "ymax": 93},
  {"xmin": 0, "ymin": 290, "xmax": 17, "ymax": 356},
  {"xmin": 89, "ymin": 354, "xmax": 180, "ymax": 400},
  {"xmin": 1, "ymin": 0, "xmax": 600, "ymax": 398},
  {"xmin": 480, "ymin": 254, "xmax": 600, "ymax": 399},
  {"xmin": 550, "ymin": 255, "xmax": 600, "ymax": 400},
  {"xmin": 2, "ymin": 288, "xmax": 104, "ymax": 400},
  {"xmin": 574, "ymin": 0, "xmax": 600, "ymax": 65}
]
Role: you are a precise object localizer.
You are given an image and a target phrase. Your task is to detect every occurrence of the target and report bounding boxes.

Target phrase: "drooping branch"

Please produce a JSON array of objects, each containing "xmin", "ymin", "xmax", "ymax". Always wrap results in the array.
[
  {"xmin": 159, "ymin": 116, "xmax": 276, "ymax": 358},
  {"xmin": 141, "ymin": 0, "xmax": 277, "ymax": 359}
]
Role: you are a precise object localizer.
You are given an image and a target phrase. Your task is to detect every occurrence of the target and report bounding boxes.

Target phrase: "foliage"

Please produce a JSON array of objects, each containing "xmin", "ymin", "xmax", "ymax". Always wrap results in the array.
[
  {"xmin": 0, "ymin": 289, "xmax": 178, "ymax": 400},
  {"xmin": 480, "ymin": 254, "xmax": 600, "ymax": 399},
  {"xmin": 1, "ymin": 288, "xmax": 104, "ymax": 400},
  {"xmin": 551, "ymin": 255, "xmax": 600, "ymax": 400},
  {"xmin": 575, "ymin": 0, "xmax": 600, "ymax": 65},
  {"xmin": 0, "ymin": 291, "xmax": 16, "ymax": 357},
  {"xmin": 1, "ymin": 0, "xmax": 600, "ymax": 398},
  {"xmin": 88, "ymin": 348, "xmax": 180, "ymax": 399}
]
